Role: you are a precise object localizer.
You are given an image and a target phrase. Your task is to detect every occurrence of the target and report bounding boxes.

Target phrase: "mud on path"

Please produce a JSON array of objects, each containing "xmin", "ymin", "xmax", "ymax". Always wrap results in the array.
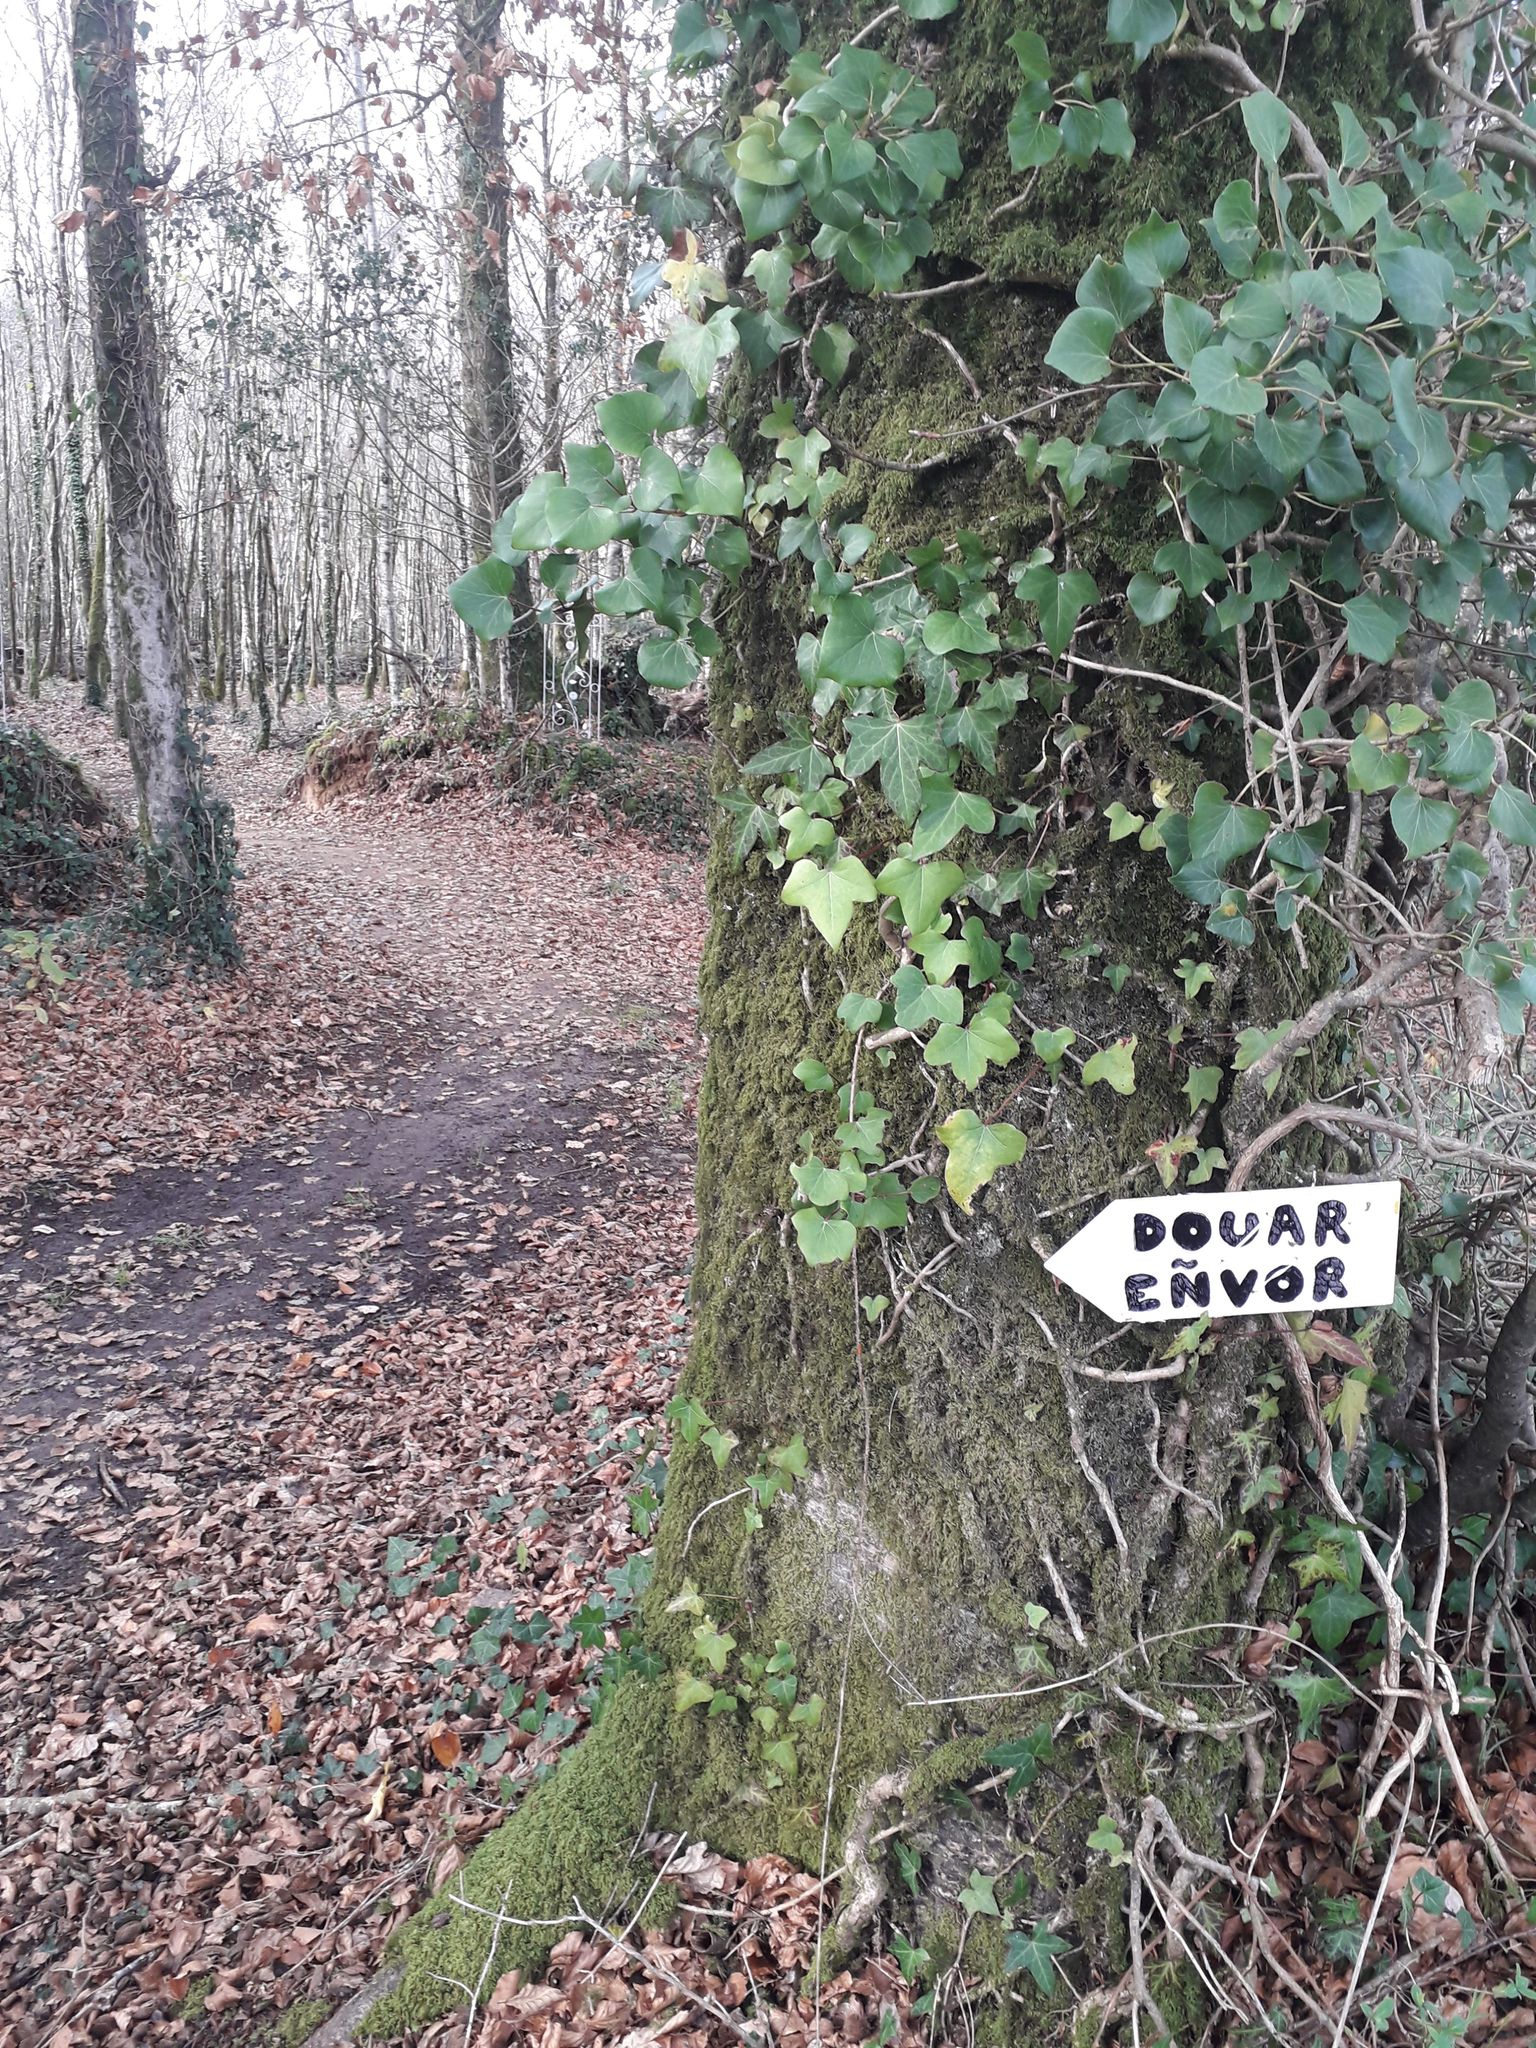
[{"xmin": 0, "ymin": 690, "xmax": 708, "ymax": 2045}]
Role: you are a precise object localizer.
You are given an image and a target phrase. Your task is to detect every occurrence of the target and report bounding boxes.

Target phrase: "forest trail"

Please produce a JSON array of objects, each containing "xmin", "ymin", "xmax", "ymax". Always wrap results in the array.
[{"xmin": 1, "ymin": 691, "xmax": 707, "ymax": 2045}]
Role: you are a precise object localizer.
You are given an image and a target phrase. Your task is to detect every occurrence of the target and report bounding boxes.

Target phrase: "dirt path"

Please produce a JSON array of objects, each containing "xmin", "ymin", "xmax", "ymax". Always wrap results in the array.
[{"xmin": 1, "ymin": 690, "xmax": 707, "ymax": 2046}]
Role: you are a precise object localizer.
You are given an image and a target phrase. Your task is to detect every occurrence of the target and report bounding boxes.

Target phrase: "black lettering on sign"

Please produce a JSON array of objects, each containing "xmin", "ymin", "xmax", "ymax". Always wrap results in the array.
[
  {"xmin": 1218, "ymin": 1268, "xmax": 1258, "ymax": 1307},
  {"xmin": 1172, "ymin": 1211, "xmax": 1211, "ymax": 1251},
  {"xmin": 1315, "ymin": 1200, "xmax": 1350, "ymax": 1246},
  {"xmin": 1125, "ymin": 1274, "xmax": 1160, "ymax": 1313},
  {"xmin": 1268, "ymin": 1204, "xmax": 1305, "ymax": 1247},
  {"xmin": 1265, "ymin": 1264, "xmax": 1304, "ymax": 1303},
  {"xmin": 1133, "ymin": 1213, "xmax": 1165, "ymax": 1251},
  {"xmin": 1171, "ymin": 1269, "xmax": 1210, "ymax": 1310},
  {"xmin": 1221, "ymin": 1209, "xmax": 1259, "ymax": 1247},
  {"xmin": 1313, "ymin": 1257, "xmax": 1347, "ymax": 1302}
]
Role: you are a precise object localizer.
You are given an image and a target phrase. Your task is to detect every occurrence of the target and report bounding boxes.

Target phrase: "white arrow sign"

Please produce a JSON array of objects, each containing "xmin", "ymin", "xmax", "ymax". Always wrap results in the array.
[{"xmin": 1045, "ymin": 1180, "xmax": 1401, "ymax": 1324}]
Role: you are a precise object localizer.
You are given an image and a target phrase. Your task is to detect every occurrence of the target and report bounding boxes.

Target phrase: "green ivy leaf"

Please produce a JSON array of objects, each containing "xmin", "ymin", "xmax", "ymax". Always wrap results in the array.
[
  {"xmin": 782, "ymin": 855, "xmax": 878, "ymax": 946},
  {"xmin": 1189, "ymin": 345, "xmax": 1267, "ymax": 418},
  {"xmin": 1388, "ymin": 786, "xmax": 1457, "ymax": 858},
  {"xmin": 687, "ymin": 444, "xmax": 745, "ymax": 517},
  {"xmin": 1303, "ymin": 1585, "xmax": 1378, "ymax": 1654},
  {"xmin": 957, "ymin": 1869, "xmax": 1002, "ymax": 1919},
  {"xmin": 791, "ymin": 1207, "xmax": 857, "ymax": 1265},
  {"xmin": 925, "ymin": 992, "xmax": 1019, "ymax": 1088},
  {"xmin": 1275, "ymin": 1669, "xmax": 1353, "ymax": 1741},
  {"xmin": 817, "ymin": 594, "xmax": 907, "ymax": 687},
  {"xmin": 1123, "ymin": 210, "xmax": 1189, "ymax": 286},
  {"xmin": 1240, "ymin": 90, "xmax": 1293, "ymax": 164},
  {"xmin": 637, "ymin": 635, "xmax": 702, "ymax": 689},
  {"xmin": 450, "ymin": 557, "xmax": 519, "ymax": 641},
  {"xmin": 1017, "ymin": 562, "xmax": 1098, "ymax": 659},
  {"xmin": 937, "ymin": 1108, "xmax": 1027, "ymax": 1213},
  {"xmin": 1004, "ymin": 1922, "xmax": 1071, "ymax": 1994},
  {"xmin": 675, "ymin": 1672, "xmax": 717, "ymax": 1712},
  {"xmin": 877, "ymin": 856, "xmax": 967, "ymax": 935},
  {"xmin": 1342, "ymin": 591, "xmax": 1411, "ymax": 662},
  {"xmin": 596, "ymin": 390, "xmax": 667, "ymax": 456},
  {"xmin": 911, "ymin": 782, "xmax": 996, "ymax": 857},
  {"xmin": 810, "ymin": 321, "xmax": 856, "ymax": 386},
  {"xmin": 1043, "ymin": 306, "xmax": 1118, "ymax": 386},
  {"xmin": 1490, "ymin": 782, "xmax": 1536, "ymax": 848},
  {"xmin": 1081, "ymin": 1037, "xmax": 1137, "ymax": 1095},
  {"xmin": 1184, "ymin": 1063, "xmax": 1222, "ymax": 1111},
  {"xmin": 983, "ymin": 1724, "xmax": 1055, "ymax": 1793},
  {"xmin": 1377, "ymin": 243, "xmax": 1454, "ymax": 330},
  {"xmin": 843, "ymin": 710, "xmax": 951, "ymax": 822}
]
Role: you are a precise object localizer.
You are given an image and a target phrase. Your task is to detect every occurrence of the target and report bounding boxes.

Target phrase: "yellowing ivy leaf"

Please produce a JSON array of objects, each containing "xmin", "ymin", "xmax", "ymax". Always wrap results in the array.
[{"xmin": 937, "ymin": 1108, "xmax": 1027, "ymax": 1213}]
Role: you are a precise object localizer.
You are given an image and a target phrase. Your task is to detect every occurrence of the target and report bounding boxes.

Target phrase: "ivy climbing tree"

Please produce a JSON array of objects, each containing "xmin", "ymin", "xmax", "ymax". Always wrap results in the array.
[{"xmin": 392, "ymin": 0, "xmax": 1536, "ymax": 2034}]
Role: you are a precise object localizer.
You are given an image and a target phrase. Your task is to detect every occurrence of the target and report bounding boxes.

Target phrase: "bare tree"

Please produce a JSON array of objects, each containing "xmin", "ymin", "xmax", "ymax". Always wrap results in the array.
[{"xmin": 71, "ymin": 0, "xmax": 230, "ymax": 945}]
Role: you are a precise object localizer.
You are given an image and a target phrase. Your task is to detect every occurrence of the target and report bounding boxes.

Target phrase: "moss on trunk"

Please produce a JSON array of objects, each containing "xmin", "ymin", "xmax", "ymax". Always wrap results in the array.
[{"xmin": 377, "ymin": 2, "xmax": 1401, "ymax": 2036}]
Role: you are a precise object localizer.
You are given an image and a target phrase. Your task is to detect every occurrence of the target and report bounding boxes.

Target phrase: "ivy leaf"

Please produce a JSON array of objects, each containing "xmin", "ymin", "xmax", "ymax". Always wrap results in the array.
[
  {"xmin": 1185, "ymin": 479, "xmax": 1277, "ymax": 550},
  {"xmin": 781, "ymin": 855, "xmax": 878, "ymax": 947},
  {"xmin": 1187, "ymin": 782, "xmax": 1269, "ymax": 869},
  {"xmin": 1031, "ymin": 1026, "xmax": 1075, "ymax": 1065},
  {"xmin": 1123, "ymin": 210, "xmax": 1188, "ymax": 286},
  {"xmin": 1346, "ymin": 736, "xmax": 1410, "ymax": 794},
  {"xmin": 892, "ymin": 964, "xmax": 963, "ymax": 1031},
  {"xmin": 957, "ymin": 1869, "xmax": 1001, "ymax": 1919},
  {"xmin": 843, "ymin": 710, "xmax": 951, "ymax": 823},
  {"xmin": 925, "ymin": 992, "xmax": 1019, "ymax": 1088},
  {"xmin": 1106, "ymin": 0, "xmax": 1176, "ymax": 42},
  {"xmin": 1490, "ymin": 782, "xmax": 1536, "ymax": 848},
  {"xmin": 596, "ymin": 389, "xmax": 666, "ymax": 456},
  {"xmin": 1184, "ymin": 1063, "xmax": 1222, "ymax": 1111},
  {"xmin": 810, "ymin": 321, "xmax": 856, "ymax": 386},
  {"xmin": 1189, "ymin": 345, "xmax": 1267, "ymax": 418},
  {"xmin": 687, "ymin": 444, "xmax": 745, "ymax": 517},
  {"xmin": 1275, "ymin": 1669, "xmax": 1353, "ymax": 1741},
  {"xmin": 937, "ymin": 1108, "xmax": 1027, "ymax": 1213},
  {"xmin": 1388, "ymin": 786, "xmax": 1457, "ymax": 858},
  {"xmin": 877, "ymin": 856, "xmax": 967, "ymax": 935},
  {"xmin": 659, "ymin": 308, "xmax": 738, "ymax": 396},
  {"xmin": 911, "ymin": 782, "xmax": 996, "ymax": 857},
  {"xmin": 1076, "ymin": 256, "xmax": 1153, "ymax": 329},
  {"xmin": 817, "ymin": 595, "xmax": 907, "ymax": 687},
  {"xmin": 1043, "ymin": 306, "xmax": 1118, "ymax": 386},
  {"xmin": 1162, "ymin": 293, "xmax": 1215, "ymax": 369},
  {"xmin": 1303, "ymin": 1584, "xmax": 1377, "ymax": 1654},
  {"xmin": 675, "ymin": 1672, "xmax": 717, "ymax": 1712},
  {"xmin": 1004, "ymin": 1922, "xmax": 1071, "ymax": 1994},
  {"xmin": 638, "ymin": 635, "xmax": 702, "ymax": 689},
  {"xmin": 983, "ymin": 1724, "xmax": 1055, "ymax": 1793},
  {"xmin": 450, "ymin": 557, "xmax": 519, "ymax": 641},
  {"xmin": 1377, "ymin": 243, "xmax": 1454, "ymax": 331},
  {"xmin": 1017, "ymin": 562, "xmax": 1098, "ymax": 659},
  {"xmin": 791, "ymin": 1207, "xmax": 857, "ymax": 1265},
  {"xmin": 1240, "ymin": 90, "xmax": 1293, "ymax": 164},
  {"xmin": 1342, "ymin": 591, "xmax": 1410, "ymax": 662},
  {"xmin": 1081, "ymin": 1037, "xmax": 1137, "ymax": 1095}
]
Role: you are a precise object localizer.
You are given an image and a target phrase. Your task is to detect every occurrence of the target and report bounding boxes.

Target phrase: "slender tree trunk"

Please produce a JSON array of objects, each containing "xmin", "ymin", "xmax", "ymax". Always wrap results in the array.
[
  {"xmin": 381, "ymin": 0, "xmax": 1403, "ymax": 2033},
  {"xmin": 71, "ymin": 0, "xmax": 231, "ymax": 945},
  {"xmin": 454, "ymin": 0, "xmax": 536, "ymax": 707},
  {"xmin": 85, "ymin": 498, "xmax": 110, "ymax": 709}
]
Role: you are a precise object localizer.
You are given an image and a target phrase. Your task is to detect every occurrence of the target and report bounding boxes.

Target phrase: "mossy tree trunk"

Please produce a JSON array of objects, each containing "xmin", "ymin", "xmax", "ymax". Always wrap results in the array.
[
  {"xmin": 387, "ymin": 2, "xmax": 1401, "ymax": 2034},
  {"xmin": 72, "ymin": 0, "xmax": 228, "ymax": 938},
  {"xmin": 455, "ymin": 0, "xmax": 539, "ymax": 710}
]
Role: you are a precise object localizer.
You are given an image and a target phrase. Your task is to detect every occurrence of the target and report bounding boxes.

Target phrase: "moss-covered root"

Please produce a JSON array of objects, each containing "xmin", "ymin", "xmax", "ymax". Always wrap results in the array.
[{"xmin": 365, "ymin": 1678, "xmax": 667, "ymax": 2038}]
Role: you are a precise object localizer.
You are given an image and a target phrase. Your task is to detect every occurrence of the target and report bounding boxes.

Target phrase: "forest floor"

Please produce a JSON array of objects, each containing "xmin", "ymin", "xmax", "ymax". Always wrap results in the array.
[{"xmin": 0, "ymin": 683, "xmax": 708, "ymax": 2045}]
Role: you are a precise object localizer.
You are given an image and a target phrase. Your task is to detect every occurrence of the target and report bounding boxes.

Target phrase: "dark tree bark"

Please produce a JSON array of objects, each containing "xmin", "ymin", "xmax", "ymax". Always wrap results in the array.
[
  {"xmin": 454, "ymin": 0, "xmax": 537, "ymax": 707},
  {"xmin": 382, "ymin": 1, "xmax": 1403, "ymax": 2034},
  {"xmin": 71, "ymin": 0, "xmax": 228, "ymax": 937}
]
